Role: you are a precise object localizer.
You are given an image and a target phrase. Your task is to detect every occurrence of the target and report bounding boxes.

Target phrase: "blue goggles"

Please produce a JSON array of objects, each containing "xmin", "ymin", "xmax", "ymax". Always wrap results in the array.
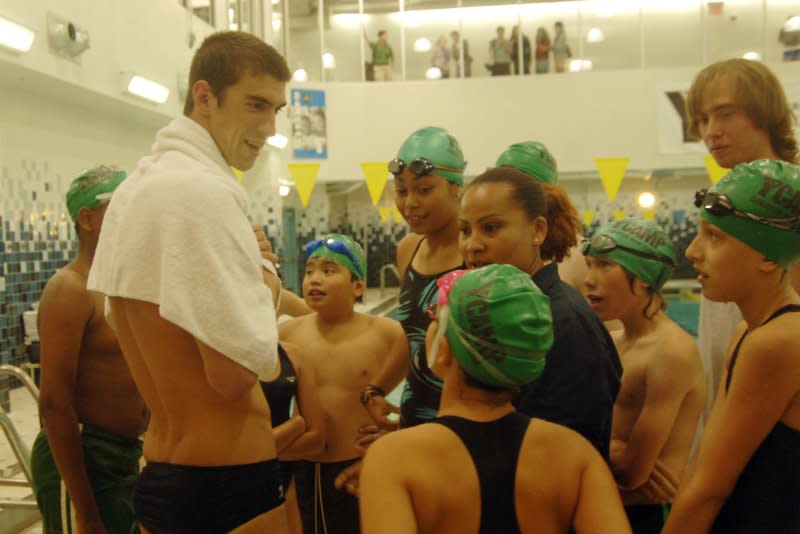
[{"xmin": 305, "ymin": 237, "xmax": 365, "ymax": 279}]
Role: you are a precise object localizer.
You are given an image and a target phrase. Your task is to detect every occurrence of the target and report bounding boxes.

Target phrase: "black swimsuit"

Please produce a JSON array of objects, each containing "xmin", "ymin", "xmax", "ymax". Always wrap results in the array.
[
  {"xmin": 261, "ymin": 344, "xmax": 298, "ymax": 490},
  {"xmin": 431, "ymin": 412, "xmax": 530, "ymax": 534},
  {"xmin": 710, "ymin": 304, "xmax": 800, "ymax": 534},
  {"xmin": 396, "ymin": 237, "xmax": 464, "ymax": 427}
]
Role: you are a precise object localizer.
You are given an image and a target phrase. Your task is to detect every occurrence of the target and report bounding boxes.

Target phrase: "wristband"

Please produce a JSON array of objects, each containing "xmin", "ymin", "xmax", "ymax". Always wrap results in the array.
[{"xmin": 360, "ymin": 384, "xmax": 386, "ymax": 405}]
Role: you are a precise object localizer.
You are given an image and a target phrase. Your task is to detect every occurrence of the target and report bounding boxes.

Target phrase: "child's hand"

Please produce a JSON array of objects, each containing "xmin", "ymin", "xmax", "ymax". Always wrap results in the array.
[
  {"xmin": 364, "ymin": 396, "xmax": 400, "ymax": 431},
  {"xmin": 355, "ymin": 424, "xmax": 389, "ymax": 456}
]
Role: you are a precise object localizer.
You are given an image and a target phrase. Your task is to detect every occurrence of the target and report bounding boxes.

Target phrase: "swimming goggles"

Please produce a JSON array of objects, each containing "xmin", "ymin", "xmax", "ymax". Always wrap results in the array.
[
  {"xmin": 580, "ymin": 234, "xmax": 677, "ymax": 266},
  {"xmin": 694, "ymin": 187, "xmax": 800, "ymax": 232},
  {"xmin": 305, "ymin": 236, "xmax": 365, "ymax": 278},
  {"xmin": 388, "ymin": 157, "xmax": 463, "ymax": 178}
]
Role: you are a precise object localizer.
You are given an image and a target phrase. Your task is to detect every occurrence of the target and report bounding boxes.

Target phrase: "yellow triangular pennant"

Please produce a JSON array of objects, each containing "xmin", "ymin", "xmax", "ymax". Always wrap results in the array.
[
  {"xmin": 613, "ymin": 209, "xmax": 626, "ymax": 220},
  {"xmin": 643, "ymin": 210, "xmax": 655, "ymax": 222},
  {"xmin": 704, "ymin": 155, "xmax": 729, "ymax": 185},
  {"xmin": 361, "ymin": 162, "xmax": 390, "ymax": 206},
  {"xmin": 231, "ymin": 167, "xmax": 245, "ymax": 183},
  {"xmin": 379, "ymin": 206, "xmax": 391, "ymax": 223},
  {"xmin": 582, "ymin": 210, "xmax": 596, "ymax": 229},
  {"xmin": 288, "ymin": 163, "xmax": 319, "ymax": 208},
  {"xmin": 392, "ymin": 206, "xmax": 403, "ymax": 222},
  {"xmin": 595, "ymin": 157, "xmax": 629, "ymax": 203}
]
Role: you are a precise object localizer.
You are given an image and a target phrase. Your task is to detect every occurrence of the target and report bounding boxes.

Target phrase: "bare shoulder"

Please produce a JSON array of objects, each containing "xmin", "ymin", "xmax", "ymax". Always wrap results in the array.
[
  {"xmin": 742, "ymin": 312, "xmax": 800, "ymax": 371},
  {"xmin": 396, "ymin": 233, "xmax": 424, "ymax": 276},
  {"xmin": 40, "ymin": 267, "xmax": 91, "ymax": 311},
  {"xmin": 278, "ymin": 313, "xmax": 315, "ymax": 342},
  {"xmin": 370, "ymin": 315, "xmax": 405, "ymax": 338},
  {"xmin": 521, "ymin": 418, "xmax": 596, "ymax": 473},
  {"xmin": 651, "ymin": 319, "xmax": 700, "ymax": 369}
]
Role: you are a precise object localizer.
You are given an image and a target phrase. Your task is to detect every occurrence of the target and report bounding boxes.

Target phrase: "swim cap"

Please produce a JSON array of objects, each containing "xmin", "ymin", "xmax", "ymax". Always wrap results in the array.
[
  {"xmin": 584, "ymin": 217, "xmax": 678, "ymax": 291},
  {"xmin": 495, "ymin": 141, "xmax": 558, "ymax": 184},
  {"xmin": 437, "ymin": 264, "xmax": 553, "ymax": 388},
  {"xmin": 306, "ymin": 233, "xmax": 367, "ymax": 280},
  {"xmin": 66, "ymin": 165, "xmax": 127, "ymax": 223},
  {"xmin": 396, "ymin": 127, "xmax": 467, "ymax": 185},
  {"xmin": 698, "ymin": 159, "xmax": 800, "ymax": 270}
]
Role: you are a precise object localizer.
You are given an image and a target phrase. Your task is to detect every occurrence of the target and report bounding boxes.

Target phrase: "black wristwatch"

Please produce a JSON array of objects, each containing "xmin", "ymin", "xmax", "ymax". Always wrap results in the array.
[{"xmin": 360, "ymin": 384, "xmax": 386, "ymax": 405}]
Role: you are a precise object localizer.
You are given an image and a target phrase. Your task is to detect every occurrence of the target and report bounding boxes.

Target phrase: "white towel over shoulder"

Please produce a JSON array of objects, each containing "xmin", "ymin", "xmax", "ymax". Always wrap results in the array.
[{"xmin": 88, "ymin": 116, "xmax": 278, "ymax": 378}]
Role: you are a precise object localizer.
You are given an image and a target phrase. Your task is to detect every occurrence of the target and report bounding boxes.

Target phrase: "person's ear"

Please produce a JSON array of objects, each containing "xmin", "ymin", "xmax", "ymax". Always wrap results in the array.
[{"xmin": 191, "ymin": 80, "xmax": 214, "ymax": 117}]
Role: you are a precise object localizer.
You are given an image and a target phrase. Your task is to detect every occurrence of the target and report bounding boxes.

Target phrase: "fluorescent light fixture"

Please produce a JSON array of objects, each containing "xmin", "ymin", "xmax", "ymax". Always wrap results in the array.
[
  {"xmin": 569, "ymin": 59, "xmax": 592, "ymax": 72},
  {"xmin": 268, "ymin": 134, "xmax": 288, "ymax": 149},
  {"xmin": 0, "ymin": 17, "xmax": 35, "ymax": 53},
  {"xmin": 272, "ymin": 0, "xmax": 280, "ymax": 4},
  {"xmin": 322, "ymin": 52, "xmax": 336, "ymax": 69},
  {"xmin": 414, "ymin": 38, "xmax": 432, "ymax": 53},
  {"xmin": 279, "ymin": 185, "xmax": 290, "ymax": 197},
  {"xmin": 272, "ymin": 15, "xmax": 281, "ymax": 31},
  {"xmin": 292, "ymin": 69, "xmax": 308, "ymax": 82},
  {"xmin": 331, "ymin": 14, "xmax": 368, "ymax": 29},
  {"xmin": 125, "ymin": 75, "xmax": 170, "ymax": 104},
  {"xmin": 638, "ymin": 192, "xmax": 656, "ymax": 209},
  {"xmin": 785, "ymin": 16, "xmax": 800, "ymax": 32},
  {"xmin": 587, "ymin": 28, "xmax": 605, "ymax": 43},
  {"xmin": 425, "ymin": 67, "xmax": 443, "ymax": 80},
  {"xmin": 742, "ymin": 51, "xmax": 762, "ymax": 61}
]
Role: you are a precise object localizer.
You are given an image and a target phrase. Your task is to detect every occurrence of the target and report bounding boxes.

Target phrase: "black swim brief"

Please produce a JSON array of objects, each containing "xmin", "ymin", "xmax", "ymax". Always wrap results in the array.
[{"xmin": 133, "ymin": 459, "xmax": 285, "ymax": 534}]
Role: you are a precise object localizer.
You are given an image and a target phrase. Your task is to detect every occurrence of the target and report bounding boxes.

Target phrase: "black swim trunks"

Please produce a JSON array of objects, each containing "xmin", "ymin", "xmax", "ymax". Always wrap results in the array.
[{"xmin": 133, "ymin": 459, "xmax": 285, "ymax": 534}]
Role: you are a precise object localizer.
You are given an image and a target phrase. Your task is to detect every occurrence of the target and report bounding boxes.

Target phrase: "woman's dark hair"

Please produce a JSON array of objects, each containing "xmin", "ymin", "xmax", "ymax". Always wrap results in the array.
[{"xmin": 469, "ymin": 168, "xmax": 581, "ymax": 262}]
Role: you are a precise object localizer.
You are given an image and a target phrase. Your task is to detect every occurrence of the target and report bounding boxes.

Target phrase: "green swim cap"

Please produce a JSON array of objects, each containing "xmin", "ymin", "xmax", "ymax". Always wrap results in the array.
[
  {"xmin": 306, "ymin": 233, "xmax": 367, "ymax": 280},
  {"xmin": 66, "ymin": 165, "xmax": 127, "ymax": 223},
  {"xmin": 698, "ymin": 159, "xmax": 800, "ymax": 270},
  {"xmin": 439, "ymin": 264, "xmax": 553, "ymax": 388},
  {"xmin": 583, "ymin": 217, "xmax": 678, "ymax": 291},
  {"xmin": 495, "ymin": 141, "xmax": 558, "ymax": 184},
  {"xmin": 396, "ymin": 127, "xmax": 466, "ymax": 186}
]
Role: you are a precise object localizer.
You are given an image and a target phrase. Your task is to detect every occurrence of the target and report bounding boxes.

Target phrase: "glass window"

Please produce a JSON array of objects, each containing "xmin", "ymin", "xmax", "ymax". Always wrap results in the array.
[
  {"xmin": 228, "ymin": 0, "xmax": 254, "ymax": 33},
  {"xmin": 326, "ymin": 10, "xmax": 365, "ymax": 82},
  {"xmin": 362, "ymin": 4, "xmax": 402, "ymax": 82},
  {"xmin": 577, "ymin": 0, "xmax": 641, "ymax": 72},
  {"xmin": 286, "ymin": 0, "xmax": 322, "ymax": 81},
  {"xmin": 402, "ymin": 5, "xmax": 460, "ymax": 81},
  {"xmin": 705, "ymin": 0, "xmax": 764, "ymax": 63},
  {"xmin": 519, "ymin": 1, "xmax": 580, "ymax": 76},
  {"xmin": 766, "ymin": 3, "xmax": 800, "ymax": 63},
  {"xmin": 643, "ymin": 0, "xmax": 703, "ymax": 68},
  {"xmin": 461, "ymin": 1, "xmax": 522, "ymax": 79}
]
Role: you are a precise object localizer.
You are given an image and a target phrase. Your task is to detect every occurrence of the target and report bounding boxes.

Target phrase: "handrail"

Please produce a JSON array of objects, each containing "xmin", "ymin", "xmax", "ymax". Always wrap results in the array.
[
  {"xmin": 379, "ymin": 264, "xmax": 400, "ymax": 297},
  {"xmin": 0, "ymin": 365, "xmax": 40, "ymax": 403},
  {"xmin": 0, "ymin": 413, "xmax": 32, "ymax": 485}
]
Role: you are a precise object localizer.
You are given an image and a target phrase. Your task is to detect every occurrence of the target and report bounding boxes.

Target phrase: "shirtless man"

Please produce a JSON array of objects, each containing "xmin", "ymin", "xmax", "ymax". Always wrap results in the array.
[
  {"xmin": 87, "ymin": 31, "xmax": 291, "ymax": 533},
  {"xmin": 361, "ymin": 264, "xmax": 631, "ymax": 534},
  {"xmin": 686, "ymin": 58, "xmax": 798, "ymax": 420},
  {"xmin": 582, "ymin": 217, "xmax": 706, "ymax": 533},
  {"xmin": 279, "ymin": 233, "xmax": 408, "ymax": 534},
  {"xmin": 32, "ymin": 166, "xmax": 146, "ymax": 534}
]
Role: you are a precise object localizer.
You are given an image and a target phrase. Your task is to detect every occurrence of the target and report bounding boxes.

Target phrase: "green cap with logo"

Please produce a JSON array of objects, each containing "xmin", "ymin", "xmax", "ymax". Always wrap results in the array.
[
  {"xmin": 700, "ymin": 159, "xmax": 800, "ymax": 270},
  {"xmin": 439, "ymin": 264, "xmax": 553, "ymax": 388},
  {"xmin": 306, "ymin": 233, "xmax": 367, "ymax": 280},
  {"xmin": 66, "ymin": 165, "xmax": 127, "ymax": 223},
  {"xmin": 396, "ymin": 127, "xmax": 467, "ymax": 185},
  {"xmin": 584, "ymin": 217, "xmax": 678, "ymax": 290},
  {"xmin": 495, "ymin": 141, "xmax": 558, "ymax": 184}
]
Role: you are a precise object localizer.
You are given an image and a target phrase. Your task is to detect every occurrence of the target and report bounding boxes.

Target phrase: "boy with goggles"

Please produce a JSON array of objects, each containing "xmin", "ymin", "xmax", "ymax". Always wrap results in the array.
[
  {"xmin": 583, "ymin": 218, "xmax": 706, "ymax": 534},
  {"xmin": 665, "ymin": 160, "xmax": 800, "ymax": 533},
  {"xmin": 279, "ymin": 233, "xmax": 408, "ymax": 534}
]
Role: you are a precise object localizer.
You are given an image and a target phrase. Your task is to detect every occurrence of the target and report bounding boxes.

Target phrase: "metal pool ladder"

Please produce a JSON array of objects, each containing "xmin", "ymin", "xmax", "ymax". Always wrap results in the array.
[{"xmin": 0, "ymin": 364, "xmax": 40, "ymax": 511}]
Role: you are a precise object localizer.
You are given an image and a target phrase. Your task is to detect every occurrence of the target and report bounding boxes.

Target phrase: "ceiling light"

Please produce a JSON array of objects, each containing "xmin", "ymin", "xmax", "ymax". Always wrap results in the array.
[
  {"xmin": 292, "ymin": 69, "xmax": 308, "ymax": 82},
  {"xmin": 125, "ymin": 75, "xmax": 170, "ymax": 104},
  {"xmin": 742, "ymin": 51, "xmax": 762, "ymax": 61},
  {"xmin": 322, "ymin": 52, "xmax": 336, "ymax": 69},
  {"xmin": 425, "ymin": 67, "xmax": 443, "ymax": 80},
  {"xmin": 0, "ymin": 16, "xmax": 35, "ymax": 53},
  {"xmin": 414, "ymin": 38, "xmax": 432, "ymax": 53},
  {"xmin": 587, "ymin": 28, "xmax": 605, "ymax": 43},
  {"xmin": 638, "ymin": 192, "xmax": 656, "ymax": 209},
  {"xmin": 279, "ymin": 185, "xmax": 290, "ymax": 197},
  {"xmin": 268, "ymin": 134, "xmax": 288, "ymax": 149},
  {"xmin": 569, "ymin": 59, "xmax": 593, "ymax": 72},
  {"xmin": 785, "ymin": 16, "xmax": 800, "ymax": 32}
]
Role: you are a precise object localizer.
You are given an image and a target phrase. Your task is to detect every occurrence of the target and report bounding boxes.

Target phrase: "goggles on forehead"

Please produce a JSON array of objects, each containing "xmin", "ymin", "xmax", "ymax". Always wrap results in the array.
[
  {"xmin": 580, "ymin": 234, "xmax": 677, "ymax": 267},
  {"xmin": 694, "ymin": 187, "xmax": 800, "ymax": 232},
  {"xmin": 388, "ymin": 157, "xmax": 463, "ymax": 178},
  {"xmin": 305, "ymin": 236, "xmax": 364, "ymax": 278}
]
